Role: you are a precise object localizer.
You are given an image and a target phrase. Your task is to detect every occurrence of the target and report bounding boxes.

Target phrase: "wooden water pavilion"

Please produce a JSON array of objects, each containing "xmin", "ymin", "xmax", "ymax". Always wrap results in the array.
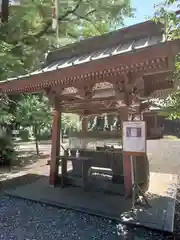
[{"xmin": 0, "ymin": 20, "xmax": 179, "ymax": 196}]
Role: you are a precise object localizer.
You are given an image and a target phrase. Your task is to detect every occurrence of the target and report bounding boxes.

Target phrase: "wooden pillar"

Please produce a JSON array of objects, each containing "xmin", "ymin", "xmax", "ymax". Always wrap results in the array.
[
  {"xmin": 81, "ymin": 114, "xmax": 88, "ymax": 148},
  {"xmin": 49, "ymin": 104, "xmax": 61, "ymax": 186},
  {"xmin": 121, "ymin": 107, "xmax": 132, "ymax": 196},
  {"xmin": 140, "ymin": 112, "xmax": 144, "ymax": 121},
  {"xmin": 154, "ymin": 113, "xmax": 157, "ymax": 128}
]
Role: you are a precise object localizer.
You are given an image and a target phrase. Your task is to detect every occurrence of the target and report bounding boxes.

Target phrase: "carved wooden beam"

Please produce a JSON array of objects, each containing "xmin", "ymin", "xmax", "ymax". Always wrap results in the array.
[
  {"xmin": 139, "ymin": 102, "xmax": 150, "ymax": 112},
  {"xmin": 122, "ymin": 79, "xmax": 132, "ymax": 106},
  {"xmin": 61, "ymin": 100, "xmax": 141, "ymax": 113},
  {"xmin": 45, "ymin": 88, "xmax": 63, "ymax": 108},
  {"xmin": 123, "ymin": 72, "xmax": 144, "ymax": 97},
  {"xmin": 102, "ymin": 100, "xmax": 115, "ymax": 109},
  {"xmin": 45, "ymin": 88, "xmax": 56, "ymax": 106},
  {"xmin": 121, "ymin": 72, "xmax": 143, "ymax": 107},
  {"xmin": 59, "ymin": 92, "xmax": 127, "ymax": 106},
  {"xmin": 60, "ymin": 96, "xmax": 113, "ymax": 106},
  {"xmin": 82, "ymin": 84, "xmax": 93, "ymax": 99},
  {"xmin": 60, "ymin": 101, "xmax": 117, "ymax": 112},
  {"xmin": 61, "ymin": 106, "xmax": 129, "ymax": 115},
  {"xmin": 143, "ymin": 78, "xmax": 174, "ymax": 98}
]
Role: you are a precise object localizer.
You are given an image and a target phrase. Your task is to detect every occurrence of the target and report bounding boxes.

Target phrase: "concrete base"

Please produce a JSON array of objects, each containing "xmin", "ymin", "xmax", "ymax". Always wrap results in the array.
[
  {"xmin": 66, "ymin": 174, "xmax": 125, "ymax": 195},
  {"xmin": 5, "ymin": 172, "xmax": 177, "ymax": 233}
]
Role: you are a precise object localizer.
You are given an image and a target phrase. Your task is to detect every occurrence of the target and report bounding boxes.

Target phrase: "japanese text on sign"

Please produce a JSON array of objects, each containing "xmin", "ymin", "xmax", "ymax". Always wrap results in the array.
[{"xmin": 123, "ymin": 121, "xmax": 146, "ymax": 154}]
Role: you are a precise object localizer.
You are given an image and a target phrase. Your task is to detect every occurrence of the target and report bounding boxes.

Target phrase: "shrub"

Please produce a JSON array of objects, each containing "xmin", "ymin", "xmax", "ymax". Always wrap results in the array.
[
  {"xmin": 19, "ymin": 129, "xmax": 29, "ymax": 141},
  {"xmin": 0, "ymin": 133, "xmax": 17, "ymax": 166},
  {"xmin": 39, "ymin": 130, "xmax": 51, "ymax": 140}
]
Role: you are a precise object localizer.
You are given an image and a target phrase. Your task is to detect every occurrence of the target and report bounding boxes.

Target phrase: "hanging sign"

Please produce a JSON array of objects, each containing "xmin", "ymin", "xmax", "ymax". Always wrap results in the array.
[{"xmin": 122, "ymin": 121, "xmax": 146, "ymax": 155}]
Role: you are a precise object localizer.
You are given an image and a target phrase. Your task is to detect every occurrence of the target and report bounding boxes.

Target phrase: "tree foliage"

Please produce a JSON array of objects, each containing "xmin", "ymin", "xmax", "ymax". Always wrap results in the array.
[
  {"xmin": 153, "ymin": 0, "xmax": 179, "ymax": 40},
  {"xmin": 15, "ymin": 94, "xmax": 52, "ymax": 154},
  {"xmin": 62, "ymin": 114, "xmax": 81, "ymax": 134},
  {"xmin": 0, "ymin": 0, "xmax": 133, "ymax": 81},
  {"xmin": 159, "ymin": 92, "xmax": 180, "ymax": 119},
  {"xmin": 16, "ymin": 94, "xmax": 52, "ymax": 129},
  {"xmin": 0, "ymin": 0, "xmax": 134, "ymax": 138},
  {"xmin": 0, "ymin": 0, "xmax": 133, "ymax": 134},
  {"xmin": 153, "ymin": 0, "xmax": 180, "ymax": 119},
  {"xmin": 0, "ymin": 132, "xmax": 17, "ymax": 166}
]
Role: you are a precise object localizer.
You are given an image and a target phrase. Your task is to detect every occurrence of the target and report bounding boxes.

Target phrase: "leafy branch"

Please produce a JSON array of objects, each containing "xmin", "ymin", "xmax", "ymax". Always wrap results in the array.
[
  {"xmin": 4, "ymin": 0, "xmax": 83, "ymax": 45},
  {"xmin": 34, "ymin": 0, "xmax": 83, "ymax": 40},
  {"xmin": 0, "ymin": 0, "xmax": 133, "ymax": 80},
  {"xmin": 153, "ymin": 0, "xmax": 180, "ymax": 119}
]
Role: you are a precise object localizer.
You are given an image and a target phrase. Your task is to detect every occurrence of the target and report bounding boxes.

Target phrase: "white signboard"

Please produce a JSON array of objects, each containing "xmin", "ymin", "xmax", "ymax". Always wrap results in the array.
[{"xmin": 123, "ymin": 121, "xmax": 146, "ymax": 154}]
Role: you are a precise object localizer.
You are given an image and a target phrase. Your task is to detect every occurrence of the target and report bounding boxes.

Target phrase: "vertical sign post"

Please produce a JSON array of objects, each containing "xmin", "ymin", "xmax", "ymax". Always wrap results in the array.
[{"xmin": 122, "ymin": 121, "xmax": 150, "ymax": 210}]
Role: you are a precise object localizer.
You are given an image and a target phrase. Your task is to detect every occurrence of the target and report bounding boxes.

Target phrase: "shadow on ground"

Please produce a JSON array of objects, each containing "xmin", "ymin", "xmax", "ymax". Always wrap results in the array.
[
  {"xmin": 3, "ymin": 175, "xmax": 176, "ymax": 233},
  {"xmin": 0, "ymin": 172, "xmax": 178, "ymax": 238},
  {"xmin": 14, "ymin": 151, "xmax": 49, "ymax": 167},
  {"xmin": 0, "ymin": 173, "xmax": 44, "ymax": 193},
  {"xmin": 171, "ymin": 177, "xmax": 180, "ymax": 238},
  {"xmin": 0, "ymin": 150, "xmax": 49, "ymax": 179}
]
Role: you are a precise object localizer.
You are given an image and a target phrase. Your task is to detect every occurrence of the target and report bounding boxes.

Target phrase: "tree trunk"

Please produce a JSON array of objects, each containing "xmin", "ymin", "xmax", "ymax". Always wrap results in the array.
[{"xmin": 33, "ymin": 125, "xmax": 40, "ymax": 156}]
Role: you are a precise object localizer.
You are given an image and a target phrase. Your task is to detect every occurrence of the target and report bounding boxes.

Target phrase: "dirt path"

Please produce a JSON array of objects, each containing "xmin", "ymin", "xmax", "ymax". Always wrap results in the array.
[{"xmin": 7, "ymin": 138, "xmax": 180, "ymax": 179}]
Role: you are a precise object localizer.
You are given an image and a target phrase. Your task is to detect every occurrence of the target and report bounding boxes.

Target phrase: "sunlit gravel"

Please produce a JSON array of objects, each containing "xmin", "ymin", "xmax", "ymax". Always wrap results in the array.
[{"xmin": 0, "ymin": 196, "xmax": 167, "ymax": 240}]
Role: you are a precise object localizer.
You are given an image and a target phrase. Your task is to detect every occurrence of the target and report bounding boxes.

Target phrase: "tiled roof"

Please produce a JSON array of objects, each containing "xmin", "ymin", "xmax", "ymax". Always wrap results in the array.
[
  {"xmin": 46, "ymin": 21, "xmax": 164, "ymax": 64},
  {"xmin": 42, "ymin": 35, "xmax": 165, "ymax": 73},
  {"xmin": 0, "ymin": 19, "xmax": 166, "ymax": 85},
  {"xmin": 1, "ymin": 34, "xmax": 164, "ymax": 84}
]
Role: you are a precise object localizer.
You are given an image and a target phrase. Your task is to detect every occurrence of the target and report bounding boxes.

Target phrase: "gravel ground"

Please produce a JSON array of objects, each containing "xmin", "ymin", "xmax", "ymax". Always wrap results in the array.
[
  {"xmin": 0, "ymin": 196, "xmax": 165, "ymax": 240},
  {"xmin": 147, "ymin": 139, "xmax": 180, "ymax": 174},
  {"xmin": 174, "ymin": 187, "xmax": 180, "ymax": 236},
  {"xmin": 148, "ymin": 139, "xmax": 180, "ymax": 239}
]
